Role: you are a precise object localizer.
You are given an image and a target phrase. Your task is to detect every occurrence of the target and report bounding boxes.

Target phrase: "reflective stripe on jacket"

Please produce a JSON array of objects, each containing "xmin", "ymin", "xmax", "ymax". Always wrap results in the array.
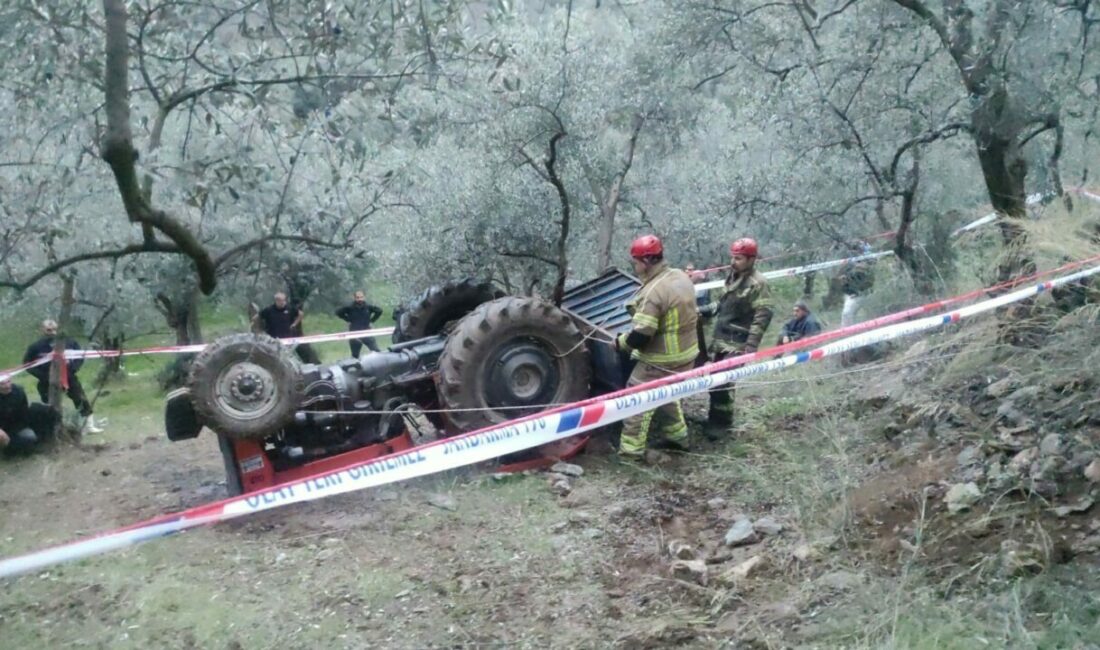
[{"xmin": 623, "ymin": 262, "xmax": 700, "ymax": 367}]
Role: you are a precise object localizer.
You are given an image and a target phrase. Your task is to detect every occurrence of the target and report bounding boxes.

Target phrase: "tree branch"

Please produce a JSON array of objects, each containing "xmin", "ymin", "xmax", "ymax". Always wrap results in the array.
[
  {"xmin": 499, "ymin": 250, "xmax": 560, "ymax": 267},
  {"xmin": 0, "ymin": 241, "xmax": 179, "ymax": 291},
  {"xmin": 101, "ymin": 0, "xmax": 218, "ymax": 294},
  {"xmin": 213, "ymin": 235, "xmax": 346, "ymax": 269},
  {"xmin": 888, "ymin": 122, "xmax": 970, "ymax": 181}
]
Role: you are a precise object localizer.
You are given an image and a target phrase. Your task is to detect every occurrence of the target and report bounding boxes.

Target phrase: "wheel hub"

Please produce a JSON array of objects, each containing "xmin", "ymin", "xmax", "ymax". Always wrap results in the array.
[
  {"xmin": 484, "ymin": 341, "xmax": 560, "ymax": 410},
  {"xmin": 215, "ymin": 361, "xmax": 279, "ymax": 420}
]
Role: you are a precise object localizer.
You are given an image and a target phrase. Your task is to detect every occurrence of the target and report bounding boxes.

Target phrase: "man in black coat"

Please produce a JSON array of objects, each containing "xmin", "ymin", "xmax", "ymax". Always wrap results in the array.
[
  {"xmin": 253, "ymin": 292, "xmax": 320, "ymax": 364},
  {"xmin": 22, "ymin": 319, "xmax": 102, "ymax": 433},
  {"xmin": 0, "ymin": 374, "xmax": 36, "ymax": 455},
  {"xmin": 335, "ymin": 290, "xmax": 384, "ymax": 357},
  {"xmin": 777, "ymin": 299, "xmax": 824, "ymax": 345}
]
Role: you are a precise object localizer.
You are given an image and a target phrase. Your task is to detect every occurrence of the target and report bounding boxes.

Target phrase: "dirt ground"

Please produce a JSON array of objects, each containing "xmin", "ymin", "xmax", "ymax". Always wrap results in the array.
[{"xmin": 2, "ymin": 344, "xmax": 1099, "ymax": 649}]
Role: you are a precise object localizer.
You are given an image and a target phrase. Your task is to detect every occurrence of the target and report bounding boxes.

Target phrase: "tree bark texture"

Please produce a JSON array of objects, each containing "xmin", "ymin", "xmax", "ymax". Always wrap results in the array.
[{"xmin": 101, "ymin": 0, "xmax": 218, "ymax": 293}]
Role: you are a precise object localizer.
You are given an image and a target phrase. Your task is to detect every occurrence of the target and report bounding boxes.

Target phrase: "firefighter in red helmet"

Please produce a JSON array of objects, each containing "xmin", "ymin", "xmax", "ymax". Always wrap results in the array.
[
  {"xmin": 697, "ymin": 237, "xmax": 773, "ymax": 438},
  {"xmin": 615, "ymin": 235, "xmax": 699, "ymax": 462}
]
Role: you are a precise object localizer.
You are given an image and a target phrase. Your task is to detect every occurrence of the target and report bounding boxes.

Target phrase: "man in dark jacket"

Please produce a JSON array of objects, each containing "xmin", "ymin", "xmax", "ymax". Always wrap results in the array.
[
  {"xmin": 336, "ymin": 290, "xmax": 384, "ymax": 357},
  {"xmin": 22, "ymin": 319, "xmax": 101, "ymax": 433},
  {"xmin": 777, "ymin": 299, "xmax": 823, "ymax": 345},
  {"xmin": 0, "ymin": 374, "xmax": 36, "ymax": 455},
  {"xmin": 0, "ymin": 374, "xmax": 60, "ymax": 456},
  {"xmin": 254, "ymin": 292, "xmax": 319, "ymax": 364}
]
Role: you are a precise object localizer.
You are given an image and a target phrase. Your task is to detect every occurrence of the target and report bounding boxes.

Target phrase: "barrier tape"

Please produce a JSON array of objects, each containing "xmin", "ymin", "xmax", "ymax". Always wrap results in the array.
[
  {"xmin": 1077, "ymin": 187, "xmax": 1100, "ymax": 203},
  {"xmin": 2, "ymin": 260, "xmax": 1098, "ymax": 579},
  {"xmin": 694, "ymin": 250, "xmax": 894, "ymax": 293},
  {"xmin": 694, "ymin": 230, "xmax": 896, "ymax": 275},
  {"xmin": 0, "ymin": 247, "xmax": 897, "ymax": 377},
  {"xmin": 951, "ymin": 187, "xmax": 1100, "ymax": 237},
  {"xmin": 0, "ymin": 326, "xmax": 397, "ymax": 379}
]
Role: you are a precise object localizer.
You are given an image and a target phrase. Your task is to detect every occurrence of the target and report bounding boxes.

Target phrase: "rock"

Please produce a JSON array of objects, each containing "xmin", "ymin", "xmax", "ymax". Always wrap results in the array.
[
  {"xmin": 997, "ymin": 402, "xmax": 1033, "ymax": 427},
  {"xmin": 1085, "ymin": 459, "xmax": 1100, "ymax": 484},
  {"xmin": 902, "ymin": 339, "xmax": 931, "ymax": 361},
  {"xmin": 1006, "ymin": 385, "xmax": 1042, "ymax": 405},
  {"xmin": 1069, "ymin": 449, "xmax": 1097, "ymax": 470},
  {"xmin": 550, "ymin": 462, "xmax": 583, "ymax": 478},
  {"xmin": 994, "ymin": 426, "xmax": 1030, "ymax": 451},
  {"xmin": 568, "ymin": 511, "xmax": 595, "ymax": 523},
  {"xmin": 644, "ymin": 449, "xmax": 673, "ymax": 465},
  {"xmin": 1053, "ymin": 497, "xmax": 1095, "ymax": 518},
  {"xmin": 985, "ymin": 376, "xmax": 1017, "ymax": 399},
  {"xmin": 706, "ymin": 497, "xmax": 727, "ymax": 510},
  {"xmin": 898, "ymin": 538, "xmax": 919, "ymax": 554},
  {"xmin": 549, "ymin": 477, "xmax": 573, "ymax": 496},
  {"xmin": 667, "ymin": 539, "xmax": 696, "ymax": 560},
  {"xmin": 560, "ymin": 490, "xmax": 591, "ymax": 508},
  {"xmin": 1031, "ymin": 456, "xmax": 1066, "ymax": 481},
  {"xmin": 1027, "ymin": 478, "xmax": 1060, "ymax": 498},
  {"xmin": 945, "ymin": 482, "xmax": 982, "ymax": 513},
  {"xmin": 791, "ymin": 544, "xmax": 820, "ymax": 562},
  {"xmin": 817, "ymin": 570, "xmax": 864, "ymax": 591},
  {"xmin": 964, "ymin": 517, "xmax": 992, "ymax": 539},
  {"xmin": 724, "ymin": 519, "xmax": 759, "ymax": 547},
  {"xmin": 713, "ymin": 612, "xmax": 741, "ymax": 634},
  {"xmin": 758, "ymin": 600, "xmax": 800, "ymax": 624},
  {"xmin": 1039, "ymin": 433, "xmax": 1064, "ymax": 457},
  {"xmin": 427, "ymin": 493, "xmax": 457, "ymax": 511},
  {"xmin": 1073, "ymin": 535, "xmax": 1100, "ymax": 554},
  {"xmin": 606, "ymin": 504, "xmax": 628, "ymax": 518},
  {"xmin": 726, "ymin": 555, "xmax": 765, "ymax": 581},
  {"xmin": 669, "ymin": 559, "xmax": 708, "ymax": 586},
  {"xmin": 855, "ymin": 386, "xmax": 891, "ymax": 414},
  {"xmin": 959, "ymin": 464, "xmax": 986, "ymax": 483},
  {"xmin": 956, "ymin": 446, "xmax": 983, "ymax": 467},
  {"xmin": 753, "ymin": 517, "xmax": 783, "ymax": 536},
  {"xmin": 999, "ymin": 539, "xmax": 1044, "ymax": 576},
  {"xmin": 1008, "ymin": 447, "xmax": 1040, "ymax": 475},
  {"xmin": 986, "ymin": 461, "xmax": 1013, "ymax": 490}
]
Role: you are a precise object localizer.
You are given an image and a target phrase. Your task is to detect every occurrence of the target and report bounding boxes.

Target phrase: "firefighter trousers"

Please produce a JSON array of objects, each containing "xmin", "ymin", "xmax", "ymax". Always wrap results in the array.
[
  {"xmin": 619, "ymin": 360, "xmax": 692, "ymax": 458},
  {"xmin": 707, "ymin": 349, "xmax": 740, "ymax": 426}
]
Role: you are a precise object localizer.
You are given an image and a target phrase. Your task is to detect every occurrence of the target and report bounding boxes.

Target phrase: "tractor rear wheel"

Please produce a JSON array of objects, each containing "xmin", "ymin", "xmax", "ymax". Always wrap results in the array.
[
  {"xmin": 392, "ymin": 279, "xmax": 503, "ymax": 343},
  {"xmin": 188, "ymin": 333, "xmax": 303, "ymax": 439},
  {"xmin": 437, "ymin": 297, "xmax": 590, "ymax": 433}
]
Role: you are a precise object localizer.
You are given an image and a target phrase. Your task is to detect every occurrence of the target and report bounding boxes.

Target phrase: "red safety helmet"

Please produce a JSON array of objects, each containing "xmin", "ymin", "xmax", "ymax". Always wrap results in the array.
[
  {"xmin": 630, "ymin": 234, "xmax": 663, "ymax": 259},
  {"xmin": 729, "ymin": 237, "xmax": 758, "ymax": 258}
]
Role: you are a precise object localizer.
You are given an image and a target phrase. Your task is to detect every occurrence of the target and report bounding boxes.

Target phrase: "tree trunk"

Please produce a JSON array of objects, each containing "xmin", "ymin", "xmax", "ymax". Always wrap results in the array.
[
  {"xmin": 49, "ymin": 275, "xmax": 76, "ymax": 438},
  {"xmin": 594, "ymin": 114, "xmax": 644, "ymax": 272},
  {"xmin": 973, "ymin": 133, "xmax": 1034, "ymax": 280}
]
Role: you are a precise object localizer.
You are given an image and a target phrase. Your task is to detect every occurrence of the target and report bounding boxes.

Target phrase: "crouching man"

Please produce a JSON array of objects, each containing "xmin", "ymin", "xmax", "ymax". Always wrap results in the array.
[{"xmin": 0, "ymin": 375, "xmax": 51, "ymax": 456}]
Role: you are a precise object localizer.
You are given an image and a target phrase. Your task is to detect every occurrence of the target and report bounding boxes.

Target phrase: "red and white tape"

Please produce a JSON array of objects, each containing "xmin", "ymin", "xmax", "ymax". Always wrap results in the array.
[
  {"xmin": 0, "ymin": 326, "xmax": 396, "ymax": 379},
  {"xmin": 694, "ymin": 250, "xmax": 894, "ymax": 293},
  {"xmin": 2, "ymin": 259, "xmax": 1097, "ymax": 579},
  {"xmin": 951, "ymin": 187, "xmax": 1100, "ymax": 237}
]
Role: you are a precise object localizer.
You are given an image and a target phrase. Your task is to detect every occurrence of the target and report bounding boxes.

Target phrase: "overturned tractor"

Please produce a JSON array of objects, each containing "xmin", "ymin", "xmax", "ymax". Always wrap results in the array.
[{"xmin": 166, "ymin": 273, "xmax": 639, "ymax": 495}]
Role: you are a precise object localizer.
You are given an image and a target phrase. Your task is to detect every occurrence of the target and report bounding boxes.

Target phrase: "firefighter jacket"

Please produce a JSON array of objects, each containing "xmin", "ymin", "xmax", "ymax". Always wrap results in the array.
[
  {"xmin": 705, "ymin": 268, "xmax": 774, "ymax": 354},
  {"xmin": 617, "ymin": 262, "xmax": 700, "ymax": 368}
]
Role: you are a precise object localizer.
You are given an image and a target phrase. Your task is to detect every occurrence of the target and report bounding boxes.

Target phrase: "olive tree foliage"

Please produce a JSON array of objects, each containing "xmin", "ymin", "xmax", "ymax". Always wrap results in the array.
[
  {"xmin": 376, "ymin": 2, "xmax": 779, "ymax": 299},
  {"xmin": 0, "ymin": 0, "xmax": 478, "ymax": 344},
  {"xmin": 677, "ymin": 0, "xmax": 1100, "ymax": 284}
]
